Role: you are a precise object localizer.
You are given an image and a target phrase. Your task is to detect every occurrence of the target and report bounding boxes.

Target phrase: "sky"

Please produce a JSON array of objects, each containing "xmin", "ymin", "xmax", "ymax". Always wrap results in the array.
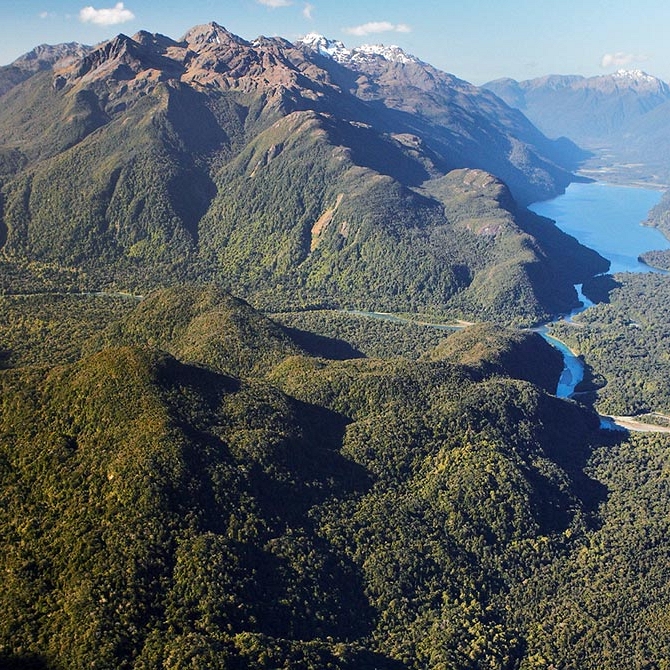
[{"xmin": 2, "ymin": 0, "xmax": 670, "ymax": 85}]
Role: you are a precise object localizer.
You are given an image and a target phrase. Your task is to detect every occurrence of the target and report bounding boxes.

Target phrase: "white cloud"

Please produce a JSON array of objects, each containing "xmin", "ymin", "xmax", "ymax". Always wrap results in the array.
[
  {"xmin": 257, "ymin": 0, "xmax": 293, "ymax": 7},
  {"xmin": 79, "ymin": 2, "xmax": 135, "ymax": 26},
  {"xmin": 39, "ymin": 11, "xmax": 56, "ymax": 19},
  {"xmin": 303, "ymin": 3, "xmax": 314, "ymax": 20},
  {"xmin": 601, "ymin": 51, "xmax": 649, "ymax": 68},
  {"xmin": 344, "ymin": 21, "xmax": 412, "ymax": 37}
]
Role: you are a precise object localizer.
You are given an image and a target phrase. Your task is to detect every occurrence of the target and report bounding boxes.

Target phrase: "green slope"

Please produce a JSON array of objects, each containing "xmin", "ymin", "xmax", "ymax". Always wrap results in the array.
[{"xmin": 2, "ymin": 285, "xmax": 669, "ymax": 669}]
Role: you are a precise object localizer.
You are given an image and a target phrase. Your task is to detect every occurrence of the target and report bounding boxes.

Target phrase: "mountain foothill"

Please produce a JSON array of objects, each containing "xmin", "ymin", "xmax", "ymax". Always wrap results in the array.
[{"xmin": 1, "ymin": 21, "xmax": 669, "ymax": 670}]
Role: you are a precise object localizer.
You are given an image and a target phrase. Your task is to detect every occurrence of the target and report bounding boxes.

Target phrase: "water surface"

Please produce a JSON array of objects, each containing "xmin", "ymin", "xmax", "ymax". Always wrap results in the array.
[
  {"xmin": 529, "ymin": 182, "xmax": 667, "ymax": 273},
  {"xmin": 529, "ymin": 181, "xmax": 666, "ymax": 400}
]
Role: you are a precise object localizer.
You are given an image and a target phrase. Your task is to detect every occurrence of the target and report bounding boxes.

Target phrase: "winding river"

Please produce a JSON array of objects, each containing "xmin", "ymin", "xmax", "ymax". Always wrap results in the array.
[
  {"xmin": 342, "ymin": 182, "xmax": 668, "ymax": 413},
  {"xmin": 529, "ymin": 181, "xmax": 667, "ymax": 399}
]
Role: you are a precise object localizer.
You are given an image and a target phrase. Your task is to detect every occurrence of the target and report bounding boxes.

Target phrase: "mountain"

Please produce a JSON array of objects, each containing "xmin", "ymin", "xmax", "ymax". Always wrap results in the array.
[
  {"xmin": 0, "ymin": 42, "xmax": 91, "ymax": 96},
  {"xmin": 484, "ymin": 70, "xmax": 670, "ymax": 146},
  {"xmin": 422, "ymin": 320, "xmax": 563, "ymax": 393},
  {"xmin": 2, "ymin": 25, "xmax": 670, "ymax": 670},
  {"xmin": 0, "ymin": 284, "xmax": 637, "ymax": 670},
  {"xmin": 0, "ymin": 23, "xmax": 606, "ymax": 325},
  {"xmin": 295, "ymin": 32, "xmax": 587, "ymax": 196},
  {"xmin": 484, "ymin": 70, "xmax": 670, "ymax": 184}
]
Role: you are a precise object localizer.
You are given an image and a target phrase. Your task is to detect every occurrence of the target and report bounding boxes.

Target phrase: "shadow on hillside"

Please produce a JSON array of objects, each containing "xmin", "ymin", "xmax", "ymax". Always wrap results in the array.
[
  {"xmin": 535, "ymin": 393, "xmax": 615, "ymax": 526},
  {"xmin": 283, "ymin": 325, "xmax": 365, "ymax": 360},
  {"xmin": 249, "ymin": 398, "xmax": 371, "ymax": 520},
  {"xmin": 581, "ymin": 273, "xmax": 623, "ymax": 304},
  {"xmin": 0, "ymin": 654, "xmax": 49, "ymax": 670},
  {"xmin": 151, "ymin": 356, "xmax": 379, "ymax": 641},
  {"xmin": 245, "ymin": 399, "xmax": 379, "ymax": 641}
]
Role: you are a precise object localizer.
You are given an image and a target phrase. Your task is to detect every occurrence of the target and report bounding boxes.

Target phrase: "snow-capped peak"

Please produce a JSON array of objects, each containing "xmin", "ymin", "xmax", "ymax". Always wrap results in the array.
[
  {"xmin": 609, "ymin": 69, "xmax": 670, "ymax": 94},
  {"xmin": 299, "ymin": 33, "xmax": 351, "ymax": 60},
  {"xmin": 297, "ymin": 33, "xmax": 421, "ymax": 66},
  {"xmin": 613, "ymin": 69, "xmax": 656, "ymax": 83},
  {"xmin": 354, "ymin": 43, "xmax": 421, "ymax": 65}
]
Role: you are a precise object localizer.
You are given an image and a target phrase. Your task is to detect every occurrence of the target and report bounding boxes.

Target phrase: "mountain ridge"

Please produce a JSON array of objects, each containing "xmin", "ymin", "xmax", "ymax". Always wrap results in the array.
[
  {"xmin": 483, "ymin": 69, "xmax": 670, "ymax": 170},
  {"xmin": 0, "ymin": 22, "xmax": 605, "ymax": 324}
]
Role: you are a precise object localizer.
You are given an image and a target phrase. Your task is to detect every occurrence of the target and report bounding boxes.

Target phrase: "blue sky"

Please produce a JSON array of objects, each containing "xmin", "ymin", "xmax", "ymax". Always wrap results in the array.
[{"xmin": 2, "ymin": 0, "xmax": 670, "ymax": 84}]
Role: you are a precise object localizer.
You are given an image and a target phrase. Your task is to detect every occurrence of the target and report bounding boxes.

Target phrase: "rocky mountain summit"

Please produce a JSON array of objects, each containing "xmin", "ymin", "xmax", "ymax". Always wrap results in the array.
[{"xmin": 1, "ymin": 22, "xmax": 579, "ymax": 194}]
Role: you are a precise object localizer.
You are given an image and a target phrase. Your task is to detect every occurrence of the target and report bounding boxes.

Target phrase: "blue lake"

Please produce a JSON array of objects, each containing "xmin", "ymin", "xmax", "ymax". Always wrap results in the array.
[
  {"xmin": 529, "ymin": 181, "xmax": 667, "ymax": 274},
  {"xmin": 529, "ymin": 181, "xmax": 667, "ymax": 401}
]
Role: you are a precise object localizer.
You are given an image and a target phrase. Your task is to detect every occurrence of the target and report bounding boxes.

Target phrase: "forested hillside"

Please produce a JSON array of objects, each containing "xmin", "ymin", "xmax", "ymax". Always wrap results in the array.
[
  {"xmin": 0, "ymin": 24, "xmax": 607, "ymax": 324},
  {"xmin": 551, "ymin": 272, "xmax": 670, "ymax": 418},
  {"xmin": 1, "ymin": 285, "xmax": 669, "ymax": 669}
]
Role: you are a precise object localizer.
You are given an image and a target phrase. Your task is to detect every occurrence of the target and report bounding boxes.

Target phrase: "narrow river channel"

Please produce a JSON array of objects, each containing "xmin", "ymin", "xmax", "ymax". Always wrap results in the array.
[{"xmin": 340, "ymin": 182, "xmax": 667, "ymax": 410}]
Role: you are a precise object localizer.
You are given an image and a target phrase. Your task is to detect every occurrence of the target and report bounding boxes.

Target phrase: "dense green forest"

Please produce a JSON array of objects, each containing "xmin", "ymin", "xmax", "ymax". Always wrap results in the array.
[
  {"xmin": 640, "ymin": 191, "xmax": 670, "ymax": 270},
  {"xmin": 551, "ymin": 272, "xmax": 670, "ymax": 417},
  {"xmin": 639, "ymin": 248, "xmax": 670, "ymax": 271},
  {"xmin": 642, "ymin": 188, "xmax": 670, "ymax": 252},
  {"xmin": 0, "ymin": 292, "xmax": 138, "ymax": 368},
  {"xmin": 1, "ymin": 284, "xmax": 669, "ymax": 669}
]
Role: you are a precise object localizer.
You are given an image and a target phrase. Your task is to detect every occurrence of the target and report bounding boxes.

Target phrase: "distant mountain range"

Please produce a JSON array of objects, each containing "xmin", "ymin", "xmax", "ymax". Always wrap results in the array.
[
  {"xmin": 484, "ymin": 70, "xmax": 670, "ymax": 143},
  {"xmin": 0, "ymin": 23, "xmax": 605, "ymax": 324},
  {"xmin": 484, "ymin": 69, "xmax": 670, "ymax": 184}
]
